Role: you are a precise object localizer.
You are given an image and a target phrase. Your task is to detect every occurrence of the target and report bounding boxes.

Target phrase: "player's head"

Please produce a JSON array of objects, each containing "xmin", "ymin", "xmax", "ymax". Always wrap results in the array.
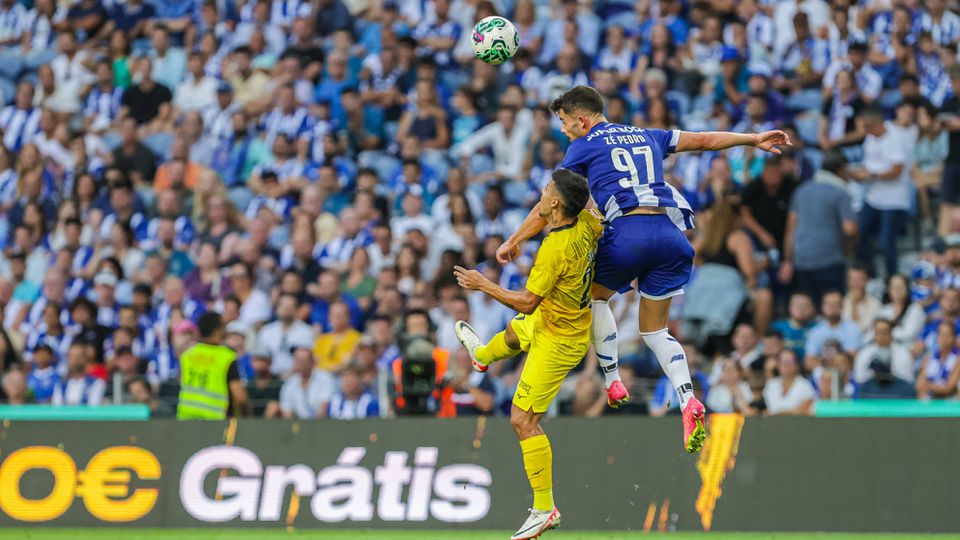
[
  {"xmin": 540, "ymin": 169, "xmax": 590, "ymax": 220},
  {"xmin": 549, "ymin": 85, "xmax": 605, "ymax": 141}
]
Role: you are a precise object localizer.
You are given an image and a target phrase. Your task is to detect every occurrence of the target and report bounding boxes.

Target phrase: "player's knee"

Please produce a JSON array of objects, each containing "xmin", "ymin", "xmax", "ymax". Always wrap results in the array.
[{"xmin": 510, "ymin": 408, "xmax": 537, "ymax": 437}]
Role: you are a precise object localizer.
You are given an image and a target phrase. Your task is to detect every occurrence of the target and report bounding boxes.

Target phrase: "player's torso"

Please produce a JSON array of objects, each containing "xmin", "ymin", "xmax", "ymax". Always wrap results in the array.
[
  {"xmin": 537, "ymin": 212, "xmax": 602, "ymax": 337},
  {"xmin": 571, "ymin": 123, "xmax": 678, "ymax": 221}
]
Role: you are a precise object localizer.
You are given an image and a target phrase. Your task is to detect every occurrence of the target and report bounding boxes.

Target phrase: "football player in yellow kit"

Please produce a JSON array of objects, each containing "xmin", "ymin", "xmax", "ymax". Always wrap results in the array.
[{"xmin": 453, "ymin": 169, "xmax": 602, "ymax": 540}]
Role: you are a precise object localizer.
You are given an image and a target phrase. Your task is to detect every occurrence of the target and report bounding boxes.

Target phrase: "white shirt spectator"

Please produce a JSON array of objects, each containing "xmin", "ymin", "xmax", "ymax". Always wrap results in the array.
[
  {"xmin": 853, "ymin": 343, "xmax": 914, "ymax": 384},
  {"xmin": 862, "ymin": 121, "xmax": 909, "ymax": 211},
  {"xmin": 256, "ymin": 320, "xmax": 316, "ymax": 376},
  {"xmin": 214, "ymin": 289, "xmax": 272, "ymax": 328},
  {"xmin": 842, "ymin": 293, "xmax": 882, "ymax": 334},
  {"xmin": 876, "ymin": 303, "xmax": 927, "ymax": 345},
  {"xmin": 706, "ymin": 381, "xmax": 753, "ymax": 413},
  {"xmin": 173, "ymin": 75, "xmax": 218, "ymax": 112},
  {"xmin": 279, "ymin": 368, "xmax": 336, "ymax": 418},
  {"xmin": 763, "ymin": 376, "xmax": 817, "ymax": 414},
  {"xmin": 451, "ymin": 109, "xmax": 533, "ymax": 180},
  {"xmin": 467, "ymin": 292, "xmax": 514, "ymax": 342},
  {"xmin": 390, "ymin": 212, "xmax": 434, "ymax": 240}
]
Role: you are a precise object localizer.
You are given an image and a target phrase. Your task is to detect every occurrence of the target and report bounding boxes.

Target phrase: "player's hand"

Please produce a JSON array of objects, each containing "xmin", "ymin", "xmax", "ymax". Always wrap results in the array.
[
  {"xmin": 753, "ymin": 130, "xmax": 792, "ymax": 154},
  {"xmin": 495, "ymin": 241, "xmax": 520, "ymax": 264},
  {"xmin": 453, "ymin": 265, "xmax": 485, "ymax": 291}
]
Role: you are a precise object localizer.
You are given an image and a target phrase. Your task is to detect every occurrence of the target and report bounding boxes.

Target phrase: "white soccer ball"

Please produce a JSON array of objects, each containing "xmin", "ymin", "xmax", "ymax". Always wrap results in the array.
[{"xmin": 471, "ymin": 16, "xmax": 519, "ymax": 66}]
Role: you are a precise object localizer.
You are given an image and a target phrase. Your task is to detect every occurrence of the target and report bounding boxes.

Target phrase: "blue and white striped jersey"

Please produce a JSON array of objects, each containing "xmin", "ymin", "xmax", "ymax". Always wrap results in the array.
[
  {"xmin": 559, "ymin": 122, "xmax": 695, "ymax": 230},
  {"xmin": 0, "ymin": 106, "xmax": 40, "ymax": 152},
  {"xmin": 260, "ymin": 106, "xmax": 313, "ymax": 149}
]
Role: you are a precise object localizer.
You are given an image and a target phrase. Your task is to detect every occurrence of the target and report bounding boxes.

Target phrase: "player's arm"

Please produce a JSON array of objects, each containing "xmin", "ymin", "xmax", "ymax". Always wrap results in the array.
[
  {"xmin": 496, "ymin": 202, "xmax": 548, "ymax": 264},
  {"xmin": 674, "ymin": 130, "xmax": 791, "ymax": 154},
  {"xmin": 454, "ymin": 265, "xmax": 544, "ymax": 314}
]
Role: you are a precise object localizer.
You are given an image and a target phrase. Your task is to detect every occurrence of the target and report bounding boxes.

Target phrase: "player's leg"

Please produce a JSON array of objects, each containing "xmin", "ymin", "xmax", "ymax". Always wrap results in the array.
[
  {"xmin": 508, "ymin": 342, "xmax": 578, "ymax": 539},
  {"xmin": 455, "ymin": 318, "xmax": 523, "ymax": 372},
  {"xmin": 635, "ymin": 217, "xmax": 705, "ymax": 453},
  {"xmin": 590, "ymin": 227, "xmax": 631, "ymax": 407}
]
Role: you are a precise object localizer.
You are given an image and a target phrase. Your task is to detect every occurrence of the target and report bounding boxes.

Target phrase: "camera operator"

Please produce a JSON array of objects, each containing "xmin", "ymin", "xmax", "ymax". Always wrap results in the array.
[{"xmin": 389, "ymin": 309, "xmax": 455, "ymax": 417}]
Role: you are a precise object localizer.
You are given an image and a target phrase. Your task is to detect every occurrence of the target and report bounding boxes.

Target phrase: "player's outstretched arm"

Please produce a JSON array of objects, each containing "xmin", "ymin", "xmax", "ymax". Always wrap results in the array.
[
  {"xmin": 675, "ymin": 130, "xmax": 792, "ymax": 154},
  {"xmin": 496, "ymin": 202, "xmax": 548, "ymax": 264},
  {"xmin": 454, "ymin": 265, "xmax": 544, "ymax": 314}
]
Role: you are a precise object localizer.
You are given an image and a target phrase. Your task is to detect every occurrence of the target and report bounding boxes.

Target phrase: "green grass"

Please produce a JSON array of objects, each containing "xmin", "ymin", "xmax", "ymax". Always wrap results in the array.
[{"xmin": 0, "ymin": 530, "xmax": 958, "ymax": 540}]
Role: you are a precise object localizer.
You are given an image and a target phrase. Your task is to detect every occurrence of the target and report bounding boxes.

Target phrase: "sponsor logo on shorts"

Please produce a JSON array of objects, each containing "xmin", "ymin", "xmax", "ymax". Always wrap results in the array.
[
  {"xmin": 518, "ymin": 380, "xmax": 532, "ymax": 394},
  {"xmin": 670, "ymin": 354, "xmax": 685, "ymax": 363},
  {"xmin": 603, "ymin": 333, "xmax": 617, "ymax": 342}
]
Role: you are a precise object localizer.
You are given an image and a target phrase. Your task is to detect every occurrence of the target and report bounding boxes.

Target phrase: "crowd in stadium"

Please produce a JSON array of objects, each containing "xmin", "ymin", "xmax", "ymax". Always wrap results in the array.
[{"xmin": 0, "ymin": 0, "xmax": 959, "ymax": 418}]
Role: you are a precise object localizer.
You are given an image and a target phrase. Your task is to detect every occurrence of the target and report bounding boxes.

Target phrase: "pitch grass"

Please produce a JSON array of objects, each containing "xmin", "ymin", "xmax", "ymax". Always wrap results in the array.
[{"xmin": 0, "ymin": 530, "xmax": 958, "ymax": 540}]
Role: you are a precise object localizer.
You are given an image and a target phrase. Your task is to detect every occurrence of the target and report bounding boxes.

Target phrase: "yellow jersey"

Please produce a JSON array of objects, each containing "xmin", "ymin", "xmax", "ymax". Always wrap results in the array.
[{"xmin": 525, "ymin": 208, "xmax": 604, "ymax": 339}]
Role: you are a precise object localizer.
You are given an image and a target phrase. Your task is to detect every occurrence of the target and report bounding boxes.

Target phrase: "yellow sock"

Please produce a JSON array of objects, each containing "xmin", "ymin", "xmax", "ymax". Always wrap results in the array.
[
  {"xmin": 475, "ymin": 330, "xmax": 520, "ymax": 365},
  {"xmin": 519, "ymin": 434, "xmax": 554, "ymax": 511}
]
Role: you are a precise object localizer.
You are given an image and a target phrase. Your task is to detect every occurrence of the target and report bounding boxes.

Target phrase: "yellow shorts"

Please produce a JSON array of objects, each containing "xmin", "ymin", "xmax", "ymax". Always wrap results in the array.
[{"xmin": 510, "ymin": 311, "xmax": 589, "ymax": 414}]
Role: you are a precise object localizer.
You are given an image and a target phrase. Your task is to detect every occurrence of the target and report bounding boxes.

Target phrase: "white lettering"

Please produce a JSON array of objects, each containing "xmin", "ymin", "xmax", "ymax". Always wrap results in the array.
[
  {"xmin": 311, "ymin": 447, "xmax": 374, "ymax": 522},
  {"xmin": 374, "ymin": 451, "xmax": 411, "ymax": 521},
  {"xmin": 406, "ymin": 447, "xmax": 438, "ymax": 521},
  {"xmin": 180, "ymin": 446, "xmax": 263, "ymax": 523},
  {"xmin": 430, "ymin": 464, "xmax": 491, "ymax": 523},
  {"xmin": 258, "ymin": 465, "xmax": 317, "ymax": 521}
]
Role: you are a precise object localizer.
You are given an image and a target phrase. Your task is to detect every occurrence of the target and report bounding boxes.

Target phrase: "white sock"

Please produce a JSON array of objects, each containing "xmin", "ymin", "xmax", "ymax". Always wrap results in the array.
[
  {"xmin": 591, "ymin": 299, "xmax": 621, "ymax": 387},
  {"xmin": 641, "ymin": 328, "xmax": 694, "ymax": 409}
]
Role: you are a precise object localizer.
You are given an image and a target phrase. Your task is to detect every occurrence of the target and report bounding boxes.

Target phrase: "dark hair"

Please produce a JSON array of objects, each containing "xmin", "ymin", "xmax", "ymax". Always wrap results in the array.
[
  {"xmin": 849, "ymin": 42, "xmax": 869, "ymax": 54},
  {"xmin": 849, "ymin": 261, "xmax": 872, "ymax": 277},
  {"xmin": 821, "ymin": 149, "xmax": 848, "ymax": 174},
  {"xmin": 552, "ymin": 169, "xmax": 590, "ymax": 218},
  {"xmin": 549, "ymin": 85, "xmax": 604, "ymax": 116},
  {"xmin": 197, "ymin": 312, "xmax": 224, "ymax": 338}
]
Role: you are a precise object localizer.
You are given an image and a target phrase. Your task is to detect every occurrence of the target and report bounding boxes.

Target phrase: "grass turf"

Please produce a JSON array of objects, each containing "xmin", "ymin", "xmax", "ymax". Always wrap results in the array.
[{"xmin": 0, "ymin": 530, "xmax": 958, "ymax": 540}]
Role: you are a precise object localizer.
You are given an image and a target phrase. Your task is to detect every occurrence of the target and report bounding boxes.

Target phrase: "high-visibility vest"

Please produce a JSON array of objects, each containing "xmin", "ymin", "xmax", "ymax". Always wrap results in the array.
[
  {"xmin": 392, "ymin": 347, "xmax": 456, "ymax": 418},
  {"xmin": 177, "ymin": 343, "xmax": 234, "ymax": 420}
]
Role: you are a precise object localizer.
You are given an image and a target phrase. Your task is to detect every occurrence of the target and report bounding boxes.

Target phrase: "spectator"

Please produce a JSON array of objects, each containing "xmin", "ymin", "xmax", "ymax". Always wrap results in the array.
[
  {"xmin": 780, "ymin": 150, "xmax": 857, "ymax": 305},
  {"xmin": 916, "ymin": 320, "xmax": 960, "ymax": 399},
  {"xmin": 804, "ymin": 291, "xmax": 864, "ymax": 370},
  {"xmin": 706, "ymin": 357, "xmax": 754, "ymax": 414},
  {"xmin": 52, "ymin": 342, "xmax": 105, "ymax": 406},
  {"xmin": 448, "ymin": 347, "xmax": 496, "ymax": 416},
  {"xmin": 877, "ymin": 273, "xmax": 928, "ymax": 346},
  {"xmin": 327, "ymin": 365, "xmax": 380, "ymax": 419},
  {"xmin": 939, "ymin": 65, "xmax": 960, "ymax": 235},
  {"xmin": 256, "ymin": 293, "xmax": 315, "ymax": 376},
  {"xmin": 913, "ymin": 103, "xmax": 948, "ymax": 235},
  {"xmin": 764, "ymin": 350, "xmax": 816, "ymax": 416},
  {"xmin": 26, "ymin": 344, "xmax": 59, "ymax": 403},
  {"xmin": 843, "ymin": 264, "xmax": 882, "ymax": 334},
  {"xmin": 246, "ymin": 349, "xmax": 282, "ymax": 418},
  {"xmin": 854, "ymin": 319, "xmax": 914, "ymax": 387},
  {"xmin": 451, "ymin": 105, "xmax": 532, "ymax": 181},
  {"xmin": 693, "ymin": 200, "xmax": 773, "ymax": 332},
  {"xmin": 852, "ymin": 107, "xmax": 909, "ymax": 279},
  {"xmin": 314, "ymin": 301, "xmax": 361, "ymax": 372},
  {"xmin": 740, "ymin": 155, "xmax": 795, "ymax": 257},
  {"xmin": 128, "ymin": 376, "xmax": 175, "ymax": 417},
  {"xmin": 279, "ymin": 346, "xmax": 336, "ymax": 419},
  {"xmin": 1, "ymin": 367, "xmax": 29, "ymax": 404},
  {"xmin": 220, "ymin": 262, "xmax": 271, "ymax": 328}
]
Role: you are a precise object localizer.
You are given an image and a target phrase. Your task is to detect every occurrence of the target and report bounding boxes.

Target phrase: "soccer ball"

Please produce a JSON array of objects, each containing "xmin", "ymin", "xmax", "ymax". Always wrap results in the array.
[{"xmin": 471, "ymin": 16, "xmax": 519, "ymax": 66}]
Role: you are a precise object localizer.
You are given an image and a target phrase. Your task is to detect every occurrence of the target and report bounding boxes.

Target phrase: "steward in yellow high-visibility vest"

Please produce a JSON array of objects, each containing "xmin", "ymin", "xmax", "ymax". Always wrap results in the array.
[{"xmin": 177, "ymin": 312, "xmax": 250, "ymax": 420}]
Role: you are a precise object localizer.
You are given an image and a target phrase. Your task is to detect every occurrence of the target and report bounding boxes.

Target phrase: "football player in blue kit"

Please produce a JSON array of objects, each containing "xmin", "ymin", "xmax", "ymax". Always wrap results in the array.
[{"xmin": 497, "ymin": 86, "xmax": 791, "ymax": 453}]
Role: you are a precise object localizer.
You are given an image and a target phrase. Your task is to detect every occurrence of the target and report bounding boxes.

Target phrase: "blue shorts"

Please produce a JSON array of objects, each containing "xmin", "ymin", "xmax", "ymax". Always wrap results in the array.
[{"xmin": 594, "ymin": 214, "xmax": 694, "ymax": 299}]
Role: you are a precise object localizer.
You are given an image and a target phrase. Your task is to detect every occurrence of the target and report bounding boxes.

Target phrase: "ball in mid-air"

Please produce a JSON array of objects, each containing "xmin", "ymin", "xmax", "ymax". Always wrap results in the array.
[{"xmin": 471, "ymin": 16, "xmax": 519, "ymax": 65}]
